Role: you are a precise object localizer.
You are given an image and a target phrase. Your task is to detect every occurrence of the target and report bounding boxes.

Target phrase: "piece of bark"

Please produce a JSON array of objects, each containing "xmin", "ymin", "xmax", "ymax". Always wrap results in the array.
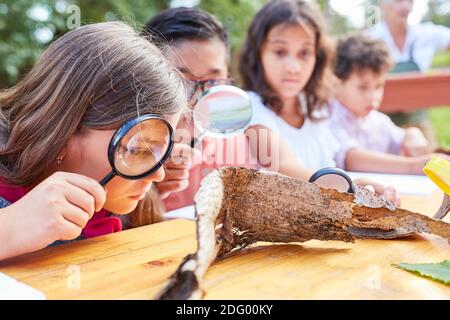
[{"xmin": 156, "ymin": 167, "xmax": 450, "ymax": 300}]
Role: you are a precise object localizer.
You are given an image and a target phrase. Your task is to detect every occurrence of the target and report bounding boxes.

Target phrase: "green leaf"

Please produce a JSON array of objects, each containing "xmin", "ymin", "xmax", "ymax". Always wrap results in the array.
[{"xmin": 394, "ymin": 260, "xmax": 450, "ymax": 286}]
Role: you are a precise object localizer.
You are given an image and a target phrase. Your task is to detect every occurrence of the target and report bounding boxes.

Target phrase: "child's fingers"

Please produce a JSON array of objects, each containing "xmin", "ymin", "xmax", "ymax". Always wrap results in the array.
[
  {"xmin": 383, "ymin": 186, "xmax": 400, "ymax": 207},
  {"xmin": 407, "ymin": 145, "xmax": 430, "ymax": 157},
  {"xmin": 62, "ymin": 173, "xmax": 106, "ymax": 212},
  {"xmin": 64, "ymin": 183, "xmax": 96, "ymax": 217},
  {"xmin": 61, "ymin": 204, "xmax": 91, "ymax": 228},
  {"xmin": 157, "ymin": 180, "xmax": 189, "ymax": 199},
  {"xmin": 358, "ymin": 178, "xmax": 400, "ymax": 208},
  {"xmin": 355, "ymin": 178, "xmax": 385, "ymax": 195},
  {"xmin": 164, "ymin": 168, "xmax": 190, "ymax": 181},
  {"xmin": 168, "ymin": 143, "xmax": 201, "ymax": 168},
  {"xmin": 58, "ymin": 218, "xmax": 83, "ymax": 241}
]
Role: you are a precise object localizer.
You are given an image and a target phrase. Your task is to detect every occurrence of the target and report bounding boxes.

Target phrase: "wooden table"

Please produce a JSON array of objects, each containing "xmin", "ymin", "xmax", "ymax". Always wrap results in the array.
[{"xmin": 1, "ymin": 191, "xmax": 449, "ymax": 300}]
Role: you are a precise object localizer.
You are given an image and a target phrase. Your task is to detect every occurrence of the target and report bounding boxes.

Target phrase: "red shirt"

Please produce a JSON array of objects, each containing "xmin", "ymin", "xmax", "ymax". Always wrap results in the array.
[{"xmin": 0, "ymin": 180, "xmax": 122, "ymax": 239}]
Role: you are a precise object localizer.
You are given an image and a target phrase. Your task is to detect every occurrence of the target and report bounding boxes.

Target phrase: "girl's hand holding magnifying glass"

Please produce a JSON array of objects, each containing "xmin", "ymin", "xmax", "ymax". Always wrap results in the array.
[{"xmin": 2, "ymin": 172, "xmax": 106, "ymax": 258}]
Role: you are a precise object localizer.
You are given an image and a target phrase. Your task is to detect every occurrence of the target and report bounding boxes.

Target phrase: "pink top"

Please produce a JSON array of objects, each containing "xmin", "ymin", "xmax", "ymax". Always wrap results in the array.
[
  {"xmin": 0, "ymin": 180, "xmax": 122, "ymax": 239},
  {"xmin": 329, "ymin": 99, "xmax": 405, "ymax": 155},
  {"xmin": 164, "ymin": 133, "xmax": 259, "ymax": 211}
]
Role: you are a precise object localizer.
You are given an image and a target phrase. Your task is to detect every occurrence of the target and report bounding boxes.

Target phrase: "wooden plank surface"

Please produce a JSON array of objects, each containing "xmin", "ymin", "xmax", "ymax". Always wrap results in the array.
[{"xmin": 1, "ymin": 191, "xmax": 449, "ymax": 300}]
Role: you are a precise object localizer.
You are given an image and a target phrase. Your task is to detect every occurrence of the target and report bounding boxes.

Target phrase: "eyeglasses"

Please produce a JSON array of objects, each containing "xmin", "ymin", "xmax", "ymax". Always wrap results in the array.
[{"xmin": 188, "ymin": 78, "xmax": 235, "ymax": 106}]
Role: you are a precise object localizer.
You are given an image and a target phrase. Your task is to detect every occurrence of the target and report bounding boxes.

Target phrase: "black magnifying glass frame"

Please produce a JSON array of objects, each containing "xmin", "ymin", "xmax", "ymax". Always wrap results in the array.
[
  {"xmin": 99, "ymin": 114, "xmax": 174, "ymax": 186},
  {"xmin": 308, "ymin": 167, "xmax": 356, "ymax": 194}
]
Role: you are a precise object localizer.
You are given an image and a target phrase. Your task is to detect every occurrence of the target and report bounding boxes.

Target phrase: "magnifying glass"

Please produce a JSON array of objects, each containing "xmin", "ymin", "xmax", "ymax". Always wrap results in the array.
[
  {"xmin": 308, "ymin": 167, "xmax": 356, "ymax": 193},
  {"xmin": 99, "ymin": 114, "xmax": 174, "ymax": 186},
  {"xmin": 423, "ymin": 156, "xmax": 450, "ymax": 220},
  {"xmin": 190, "ymin": 85, "xmax": 252, "ymax": 148}
]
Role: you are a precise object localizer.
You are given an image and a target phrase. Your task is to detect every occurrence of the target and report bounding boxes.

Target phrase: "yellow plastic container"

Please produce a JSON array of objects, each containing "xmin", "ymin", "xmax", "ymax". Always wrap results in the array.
[{"xmin": 423, "ymin": 156, "xmax": 450, "ymax": 196}]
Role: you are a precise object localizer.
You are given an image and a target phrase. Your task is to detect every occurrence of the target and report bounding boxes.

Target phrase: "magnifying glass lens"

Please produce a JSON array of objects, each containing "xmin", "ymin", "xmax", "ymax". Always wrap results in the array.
[
  {"xmin": 114, "ymin": 118, "xmax": 171, "ymax": 177},
  {"xmin": 313, "ymin": 174, "xmax": 352, "ymax": 193},
  {"xmin": 193, "ymin": 85, "xmax": 252, "ymax": 138}
]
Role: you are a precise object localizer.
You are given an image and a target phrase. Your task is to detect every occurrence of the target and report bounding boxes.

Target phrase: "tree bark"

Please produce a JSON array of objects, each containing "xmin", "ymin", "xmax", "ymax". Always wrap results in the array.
[{"xmin": 156, "ymin": 167, "xmax": 450, "ymax": 300}]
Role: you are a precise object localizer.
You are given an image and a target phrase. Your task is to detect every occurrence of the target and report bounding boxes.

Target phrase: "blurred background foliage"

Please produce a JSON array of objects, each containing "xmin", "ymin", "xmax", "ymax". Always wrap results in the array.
[
  {"xmin": 0, "ymin": 0, "xmax": 449, "ymax": 145},
  {"xmin": 1, "ymin": 0, "xmax": 449, "ymax": 87},
  {"xmin": 0, "ymin": 0, "xmax": 263, "ymax": 87}
]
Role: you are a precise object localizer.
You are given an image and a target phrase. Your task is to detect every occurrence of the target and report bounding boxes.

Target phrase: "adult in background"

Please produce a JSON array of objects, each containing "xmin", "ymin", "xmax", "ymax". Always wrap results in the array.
[{"xmin": 368, "ymin": 0, "xmax": 450, "ymax": 147}]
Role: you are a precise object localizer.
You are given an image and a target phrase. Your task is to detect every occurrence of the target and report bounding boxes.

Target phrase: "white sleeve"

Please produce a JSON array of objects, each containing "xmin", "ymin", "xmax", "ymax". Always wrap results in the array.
[
  {"xmin": 423, "ymin": 23, "xmax": 450, "ymax": 52},
  {"xmin": 386, "ymin": 119, "xmax": 405, "ymax": 155},
  {"xmin": 331, "ymin": 125, "xmax": 358, "ymax": 169},
  {"xmin": 248, "ymin": 92, "xmax": 280, "ymax": 133},
  {"xmin": 328, "ymin": 108, "xmax": 358, "ymax": 169}
]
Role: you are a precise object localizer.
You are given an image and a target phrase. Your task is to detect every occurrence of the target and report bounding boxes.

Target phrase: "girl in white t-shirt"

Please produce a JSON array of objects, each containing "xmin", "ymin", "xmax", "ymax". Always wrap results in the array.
[
  {"xmin": 239, "ymin": 0, "xmax": 439, "ymax": 196},
  {"xmin": 248, "ymin": 91, "xmax": 348, "ymax": 171}
]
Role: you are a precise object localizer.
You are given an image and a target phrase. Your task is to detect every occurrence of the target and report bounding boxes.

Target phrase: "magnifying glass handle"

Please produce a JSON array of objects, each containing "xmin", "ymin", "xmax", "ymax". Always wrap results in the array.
[
  {"xmin": 433, "ymin": 194, "xmax": 450, "ymax": 220},
  {"xmin": 99, "ymin": 171, "xmax": 116, "ymax": 186}
]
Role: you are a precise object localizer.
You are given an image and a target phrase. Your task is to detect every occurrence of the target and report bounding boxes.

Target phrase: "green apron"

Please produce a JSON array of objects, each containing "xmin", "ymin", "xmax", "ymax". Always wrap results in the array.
[{"xmin": 388, "ymin": 38, "xmax": 428, "ymax": 126}]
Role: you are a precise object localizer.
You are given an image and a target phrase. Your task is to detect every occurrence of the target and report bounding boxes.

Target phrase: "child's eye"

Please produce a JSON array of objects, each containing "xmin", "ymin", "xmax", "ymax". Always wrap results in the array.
[
  {"xmin": 299, "ymin": 50, "xmax": 312, "ymax": 59},
  {"xmin": 274, "ymin": 49, "xmax": 286, "ymax": 57}
]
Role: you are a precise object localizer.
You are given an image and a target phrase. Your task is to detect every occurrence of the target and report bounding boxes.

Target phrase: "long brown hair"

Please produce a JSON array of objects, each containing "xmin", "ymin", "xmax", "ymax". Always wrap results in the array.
[
  {"xmin": 0, "ymin": 22, "xmax": 187, "ymax": 226},
  {"xmin": 239, "ymin": 0, "xmax": 333, "ymax": 118}
]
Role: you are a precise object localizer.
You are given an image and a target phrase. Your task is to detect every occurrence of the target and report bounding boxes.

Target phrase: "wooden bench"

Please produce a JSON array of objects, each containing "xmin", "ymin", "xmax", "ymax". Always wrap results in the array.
[{"xmin": 380, "ymin": 70, "xmax": 450, "ymax": 112}]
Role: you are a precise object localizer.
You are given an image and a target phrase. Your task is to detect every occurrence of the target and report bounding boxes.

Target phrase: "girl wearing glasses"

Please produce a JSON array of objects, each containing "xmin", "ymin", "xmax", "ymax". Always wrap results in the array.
[{"xmin": 143, "ymin": 8, "xmax": 258, "ymax": 212}]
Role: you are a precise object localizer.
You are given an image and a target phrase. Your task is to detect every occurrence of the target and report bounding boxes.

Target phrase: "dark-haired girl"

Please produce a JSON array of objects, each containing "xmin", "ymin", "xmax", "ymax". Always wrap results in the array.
[{"xmin": 239, "ymin": 0, "xmax": 438, "ymax": 194}]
